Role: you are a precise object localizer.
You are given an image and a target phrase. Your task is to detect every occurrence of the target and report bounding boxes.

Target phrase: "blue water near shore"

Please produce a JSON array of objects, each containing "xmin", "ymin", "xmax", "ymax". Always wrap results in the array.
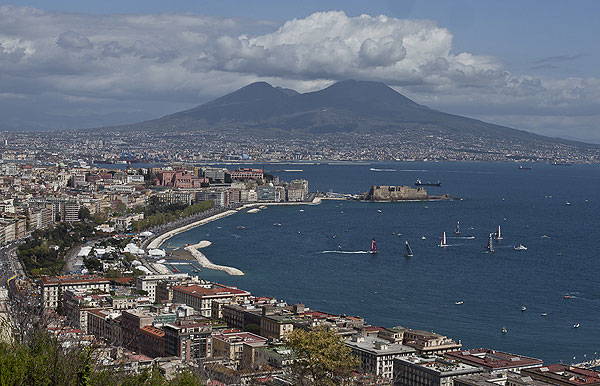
[{"xmin": 164, "ymin": 162, "xmax": 600, "ymax": 364}]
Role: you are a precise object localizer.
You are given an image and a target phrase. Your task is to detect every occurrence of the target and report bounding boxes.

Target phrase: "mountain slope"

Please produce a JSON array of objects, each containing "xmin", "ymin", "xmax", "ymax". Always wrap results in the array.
[{"xmin": 122, "ymin": 80, "xmax": 578, "ymax": 146}]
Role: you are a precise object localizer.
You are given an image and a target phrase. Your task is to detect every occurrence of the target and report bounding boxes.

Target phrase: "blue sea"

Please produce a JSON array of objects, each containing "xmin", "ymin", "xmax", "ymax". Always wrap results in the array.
[{"xmin": 163, "ymin": 162, "xmax": 600, "ymax": 364}]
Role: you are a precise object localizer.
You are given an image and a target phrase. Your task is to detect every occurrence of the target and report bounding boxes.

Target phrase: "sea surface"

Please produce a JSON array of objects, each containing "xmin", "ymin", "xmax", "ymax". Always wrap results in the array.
[{"xmin": 162, "ymin": 161, "xmax": 600, "ymax": 364}]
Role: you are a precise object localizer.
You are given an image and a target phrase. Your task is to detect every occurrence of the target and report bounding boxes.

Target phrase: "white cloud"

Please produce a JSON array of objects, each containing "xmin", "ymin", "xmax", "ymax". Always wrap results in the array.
[{"xmin": 0, "ymin": 6, "xmax": 598, "ymax": 137}]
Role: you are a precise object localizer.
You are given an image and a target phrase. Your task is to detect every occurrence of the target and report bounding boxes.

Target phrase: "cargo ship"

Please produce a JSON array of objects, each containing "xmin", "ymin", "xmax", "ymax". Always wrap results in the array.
[{"xmin": 415, "ymin": 179, "xmax": 442, "ymax": 187}]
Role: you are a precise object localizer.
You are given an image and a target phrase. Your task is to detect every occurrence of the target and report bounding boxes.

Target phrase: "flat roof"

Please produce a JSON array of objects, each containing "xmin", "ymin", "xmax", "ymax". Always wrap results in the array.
[
  {"xmin": 173, "ymin": 283, "xmax": 249, "ymax": 298},
  {"xmin": 446, "ymin": 348, "xmax": 543, "ymax": 369},
  {"xmin": 345, "ymin": 335, "xmax": 416, "ymax": 356},
  {"xmin": 522, "ymin": 364, "xmax": 600, "ymax": 386},
  {"xmin": 41, "ymin": 275, "xmax": 110, "ymax": 285},
  {"xmin": 140, "ymin": 325, "xmax": 165, "ymax": 338},
  {"xmin": 396, "ymin": 356, "xmax": 483, "ymax": 376}
]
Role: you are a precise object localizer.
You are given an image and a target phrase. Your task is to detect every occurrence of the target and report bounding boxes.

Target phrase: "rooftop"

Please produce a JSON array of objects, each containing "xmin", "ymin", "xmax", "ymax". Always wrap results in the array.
[
  {"xmin": 522, "ymin": 364, "xmax": 600, "ymax": 386},
  {"xmin": 396, "ymin": 356, "xmax": 483, "ymax": 376},
  {"xmin": 345, "ymin": 335, "xmax": 416, "ymax": 356},
  {"xmin": 446, "ymin": 348, "xmax": 543, "ymax": 369},
  {"xmin": 173, "ymin": 283, "xmax": 249, "ymax": 297}
]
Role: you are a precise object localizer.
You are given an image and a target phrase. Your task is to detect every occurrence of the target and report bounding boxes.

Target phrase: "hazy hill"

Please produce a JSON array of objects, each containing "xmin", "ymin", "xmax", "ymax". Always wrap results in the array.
[{"xmin": 119, "ymin": 80, "xmax": 584, "ymax": 146}]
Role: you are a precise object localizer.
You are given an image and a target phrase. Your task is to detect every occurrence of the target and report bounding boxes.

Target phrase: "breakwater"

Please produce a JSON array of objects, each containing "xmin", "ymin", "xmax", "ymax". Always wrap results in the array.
[{"xmin": 184, "ymin": 241, "xmax": 244, "ymax": 276}]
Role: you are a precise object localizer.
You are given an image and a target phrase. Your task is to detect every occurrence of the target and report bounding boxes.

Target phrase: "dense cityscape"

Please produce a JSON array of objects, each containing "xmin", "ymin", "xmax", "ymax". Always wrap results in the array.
[
  {"xmin": 1, "ymin": 1, "xmax": 599, "ymax": 385},
  {"xmin": 1, "ymin": 154, "xmax": 599, "ymax": 385},
  {"xmin": 1, "ymin": 128, "xmax": 599, "ymax": 165}
]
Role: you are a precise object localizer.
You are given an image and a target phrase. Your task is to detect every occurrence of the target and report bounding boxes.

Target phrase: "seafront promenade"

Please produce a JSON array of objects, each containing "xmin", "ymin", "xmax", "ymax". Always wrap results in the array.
[
  {"xmin": 148, "ymin": 197, "xmax": 323, "ymax": 250},
  {"xmin": 143, "ymin": 197, "xmax": 323, "ymax": 276}
]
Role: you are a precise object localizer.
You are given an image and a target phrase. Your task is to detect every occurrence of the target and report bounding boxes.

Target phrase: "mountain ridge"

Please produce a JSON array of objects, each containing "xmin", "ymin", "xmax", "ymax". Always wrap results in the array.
[{"xmin": 115, "ymin": 80, "xmax": 594, "ymax": 148}]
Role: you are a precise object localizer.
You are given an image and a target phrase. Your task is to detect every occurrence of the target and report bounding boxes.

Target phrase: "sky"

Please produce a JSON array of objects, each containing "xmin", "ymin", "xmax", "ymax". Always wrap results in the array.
[{"xmin": 1, "ymin": 0, "xmax": 599, "ymax": 141}]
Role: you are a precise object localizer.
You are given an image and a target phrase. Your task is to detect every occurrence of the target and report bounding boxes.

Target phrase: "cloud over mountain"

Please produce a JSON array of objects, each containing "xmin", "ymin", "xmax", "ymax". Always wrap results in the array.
[{"xmin": 0, "ymin": 5, "xmax": 598, "ymax": 138}]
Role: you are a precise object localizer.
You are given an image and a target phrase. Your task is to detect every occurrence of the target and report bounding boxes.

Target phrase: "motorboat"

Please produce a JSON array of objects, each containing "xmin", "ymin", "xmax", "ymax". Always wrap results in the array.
[
  {"xmin": 455, "ymin": 301, "xmax": 463, "ymax": 305},
  {"xmin": 521, "ymin": 306, "xmax": 527, "ymax": 312},
  {"xmin": 514, "ymin": 244, "xmax": 528, "ymax": 251},
  {"xmin": 502, "ymin": 327, "xmax": 508, "ymax": 334},
  {"xmin": 573, "ymin": 323, "xmax": 580, "ymax": 328}
]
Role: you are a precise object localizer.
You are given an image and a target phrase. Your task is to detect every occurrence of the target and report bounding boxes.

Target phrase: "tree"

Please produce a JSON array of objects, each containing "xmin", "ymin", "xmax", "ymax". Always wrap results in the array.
[
  {"xmin": 285, "ymin": 327, "xmax": 359, "ymax": 386},
  {"xmin": 79, "ymin": 207, "xmax": 91, "ymax": 221}
]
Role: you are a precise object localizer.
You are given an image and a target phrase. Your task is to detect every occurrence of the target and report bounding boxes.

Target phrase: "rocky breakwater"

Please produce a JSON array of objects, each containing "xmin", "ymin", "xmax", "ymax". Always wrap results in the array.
[{"xmin": 362, "ymin": 185, "xmax": 451, "ymax": 201}]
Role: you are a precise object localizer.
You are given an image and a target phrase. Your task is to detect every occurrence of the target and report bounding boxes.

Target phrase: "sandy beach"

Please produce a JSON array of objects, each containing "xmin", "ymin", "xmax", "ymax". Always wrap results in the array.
[{"xmin": 185, "ymin": 242, "xmax": 244, "ymax": 276}]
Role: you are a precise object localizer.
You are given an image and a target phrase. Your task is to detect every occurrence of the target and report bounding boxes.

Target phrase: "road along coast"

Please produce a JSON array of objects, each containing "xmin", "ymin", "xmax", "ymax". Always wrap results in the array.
[
  {"xmin": 184, "ymin": 241, "xmax": 244, "ymax": 276},
  {"xmin": 148, "ymin": 197, "xmax": 323, "ymax": 250},
  {"xmin": 147, "ymin": 210, "xmax": 238, "ymax": 249}
]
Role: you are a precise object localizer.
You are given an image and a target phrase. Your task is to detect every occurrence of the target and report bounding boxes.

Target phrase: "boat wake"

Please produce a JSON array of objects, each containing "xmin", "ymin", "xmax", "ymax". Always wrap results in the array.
[
  {"xmin": 369, "ymin": 168, "xmax": 397, "ymax": 172},
  {"xmin": 320, "ymin": 250, "xmax": 371, "ymax": 254}
]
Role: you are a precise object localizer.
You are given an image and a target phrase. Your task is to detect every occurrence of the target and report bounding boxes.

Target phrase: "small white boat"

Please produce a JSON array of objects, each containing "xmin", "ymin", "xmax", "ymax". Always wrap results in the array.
[
  {"xmin": 299, "ymin": 209, "xmax": 304, "ymax": 212},
  {"xmin": 514, "ymin": 244, "xmax": 528, "ymax": 251},
  {"xmin": 496, "ymin": 225, "xmax": 503, "ymax": 240},
  {"xmin": 455, "ymin": 301, "xmax": 463, "ymax": 305},
  {"xmin": 521, "ymin": 306, "xmax": 527, "ymax": 312},
  {"xmin": 455, "ymin": 221, "xmax": 460, "ymax": 234},
  {"xmin": 502, "ymin": 327, "xmax": 508, "ymax": 334},
  {"xmin": 541, "ymin": 234, "xmax": 550, "ymax": 238},
  {"xmin": 421, "ymin": 236, "xmax": 427, "ymax": 240},
  {"xmin": 273, "ymin": 222, "xmax": 282, "ymax": 226},
  {"xmin": 573, "ymin": 323, "xmax": 580, "ymax": 328},
  {"xmin": 541, "ymin": 312, "xmax": 548, "ymax": 316},
  {"xmin": 565, "ymin": 201, "xmax": 572, "ymax": 206},
  {"xmin": 377, "ymin": 209, "xmax": 382, "ymax": 213}
]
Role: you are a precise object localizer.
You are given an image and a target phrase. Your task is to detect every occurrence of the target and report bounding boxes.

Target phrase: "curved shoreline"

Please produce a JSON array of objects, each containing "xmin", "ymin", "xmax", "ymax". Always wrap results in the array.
[
  {"xmin": 147, "ymin": 210, "xmax": 238, "ymax": 249},
  {"xmin": 185, "ymin": 242, "xmax": 244, "ymax": 276},
  {"xmin": 148, "ymin": 197, "xmax": 323, "ymax": 249}
]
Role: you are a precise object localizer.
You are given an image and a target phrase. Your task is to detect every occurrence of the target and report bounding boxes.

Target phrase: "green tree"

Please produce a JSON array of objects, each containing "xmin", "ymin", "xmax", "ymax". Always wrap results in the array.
[
  {"xmin": 78, "ymin": 207, "xmax": 91, "ymax": 221},
  {"xmin": 285, "ymin": 327, "xmax": 359, "ymax": 386}
]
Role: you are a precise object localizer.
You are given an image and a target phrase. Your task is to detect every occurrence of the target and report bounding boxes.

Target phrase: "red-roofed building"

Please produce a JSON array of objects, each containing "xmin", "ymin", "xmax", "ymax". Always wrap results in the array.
[
  {"xmin": 139, "ymin": 325, "xmax": 165, "ymax": 358},
  {"xmin": 446, "ymin": 348, "xmax": 543, "ymax": 372},
  {"xmin": 172, "ymin": 283, "xmax": 251, "ymax": 318},
  {"xmin": 522, "ymin": 365, "xmax": 600, "ymax": 386},
  {"xmin": 163, "ymin": 320, "xmax": 212, "ymax": 362}
]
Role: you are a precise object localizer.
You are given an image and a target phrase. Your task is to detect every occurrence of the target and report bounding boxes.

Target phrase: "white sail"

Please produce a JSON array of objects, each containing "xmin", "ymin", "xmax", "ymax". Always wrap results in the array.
[{"xmin": 440, "ymin": 232, "xmax": 448, "ymax": 247}]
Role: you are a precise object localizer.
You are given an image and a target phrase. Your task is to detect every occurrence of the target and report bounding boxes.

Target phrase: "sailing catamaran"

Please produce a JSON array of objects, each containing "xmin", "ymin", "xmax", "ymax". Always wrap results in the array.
[
  {"xmin": 455, "ymin": 221, "xmax": 460, "ymax": 234},
  {"xmin": 405, "ymin": 241, "xmax": 414, "ymax": 257},
  {"xmin": 440, "ymin": 232, "xmax": 448, "ymax": 247},
  {"xmin": 496, "ymin": 225, "xmax": 503, "ymax": 240},
  {"xmin": 370, "ymin": 238, "xmax": 378, "ymax": 254}
]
